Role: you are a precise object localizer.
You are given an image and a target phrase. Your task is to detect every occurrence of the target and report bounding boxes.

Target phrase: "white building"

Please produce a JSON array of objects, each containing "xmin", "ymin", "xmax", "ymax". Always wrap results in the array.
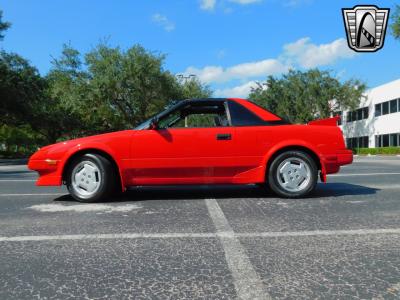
[{"xmin": 340, "ymin": 78, "xmax": 400, "ymax": 149}]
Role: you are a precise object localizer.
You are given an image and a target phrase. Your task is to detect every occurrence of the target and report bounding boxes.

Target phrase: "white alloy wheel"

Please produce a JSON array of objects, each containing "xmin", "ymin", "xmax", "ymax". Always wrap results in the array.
[
  {"xmin": 71, "ymin": 160, "xmax": 102, "ymax": 199},
  {"xmin": 276, "ymin": 157, "xmax": 311, "ymax": 193}
]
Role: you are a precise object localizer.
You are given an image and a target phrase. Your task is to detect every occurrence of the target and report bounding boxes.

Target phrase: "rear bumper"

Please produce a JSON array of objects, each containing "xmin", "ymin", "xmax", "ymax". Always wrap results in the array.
[
  {"xmin": 336, "ymin": 149, "xmax": 353, "ymax": 165},
  {"xmin": 321, "ymin": 149, "xmax": 353, "ymax": 175}
]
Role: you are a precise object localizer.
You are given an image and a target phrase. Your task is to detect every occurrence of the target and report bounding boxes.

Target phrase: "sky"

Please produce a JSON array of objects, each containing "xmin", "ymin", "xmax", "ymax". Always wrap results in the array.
[{"xmin": 1, "ymin": 0, "xmax": 400, "ymax": 98}]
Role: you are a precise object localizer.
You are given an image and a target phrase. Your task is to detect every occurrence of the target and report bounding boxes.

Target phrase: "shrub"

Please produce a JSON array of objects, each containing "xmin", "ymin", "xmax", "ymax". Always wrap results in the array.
[{"xmin": 353, "ymin": 147, "xmax": 400, "ymax": 155}]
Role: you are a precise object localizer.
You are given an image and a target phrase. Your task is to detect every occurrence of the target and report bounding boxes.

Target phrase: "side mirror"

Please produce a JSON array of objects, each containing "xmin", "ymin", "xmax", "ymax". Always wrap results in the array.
[{"xmin": 149, "ymin": 118, "xmax": 159, "ymax": 130}]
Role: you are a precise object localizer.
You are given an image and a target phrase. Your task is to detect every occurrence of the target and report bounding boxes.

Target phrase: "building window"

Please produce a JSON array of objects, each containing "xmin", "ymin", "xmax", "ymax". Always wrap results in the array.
[
  {"xmin": 346, "ymin": 107, "xmax": 369, "ymax": 123},
  {"xmin": 375, "ymin": 103, "xmax": 382, "ymax": 117},
  {"xmin": 375, "ymin": 135, "xmax": 381, "ymax": 147},
  {"xmin": 351, "ymin": 110, "xmax": 357, "ymax": 121},
  {"xmin": 357, "ymin": 109, "xmax": 362, "ymax": 121},
  {"xmin": 352, "ymin": 137, "xmax": 357, "ymax": 148},
  {"xmin": 382, "ymin": 102, "xmax": 389, "ymax": 115},
  {"xmin": 390, "ymin": 134, "xmax": 398, "ymax": 147},
  {"xmin": 382, "ymin": 134, "xmax": 389, "ymax": 147},
  {"xmin": 363, "ymin": 107, "xmax": 369, "ymax": 119},
  {"xmin": 375, "ymin": 133, "xmax": 400, "ymax": 147},
  {"xmin": 376, "ymin": 99, "xmax": 400, "ymax": 117},
  {"xmin": 359, "ymin": 136, "xmax": 369, "ymax": 148},
  {"xmin": 346, "ymin": 138, "xmax": 359, "ymax": 149},
  {"xmin": 347, "ymin": 111, "xmax": 352, "ymax": 122},
  {"xmin": 390, "ymin": 99, "xmax": 398, "ymax": 113},
  {"xmin": 346, "ymin": 136, "xmax": 369, "ymax": 148}
]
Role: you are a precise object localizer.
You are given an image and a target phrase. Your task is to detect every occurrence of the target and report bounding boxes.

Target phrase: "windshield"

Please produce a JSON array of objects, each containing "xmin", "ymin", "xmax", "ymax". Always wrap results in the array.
[{"xmin": 134, "ymin": 101, "xmax": 183, "ymax": 130}]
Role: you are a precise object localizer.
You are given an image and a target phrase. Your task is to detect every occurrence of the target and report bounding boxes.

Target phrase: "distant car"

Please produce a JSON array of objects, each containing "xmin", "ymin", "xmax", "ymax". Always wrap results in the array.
[{"xmin": 28, "ymin": 98, "xmax": 352, "ymax": 202}]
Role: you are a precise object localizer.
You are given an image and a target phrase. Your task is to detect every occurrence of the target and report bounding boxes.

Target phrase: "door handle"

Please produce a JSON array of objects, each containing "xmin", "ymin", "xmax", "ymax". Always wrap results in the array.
[{"xmin": 216, "ymin": 133, "xmax": 232, "ymax": 140}]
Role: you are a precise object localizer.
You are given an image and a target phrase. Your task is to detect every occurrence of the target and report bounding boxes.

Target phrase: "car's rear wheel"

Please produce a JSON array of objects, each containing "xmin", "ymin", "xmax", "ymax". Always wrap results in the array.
[
  {"xmin": 66, "ymin": 153, "xmax": 116, "ymax": 202},
  {"xmin": 267, "ymin": 150, "xmax": 317, "ymax": 198}
]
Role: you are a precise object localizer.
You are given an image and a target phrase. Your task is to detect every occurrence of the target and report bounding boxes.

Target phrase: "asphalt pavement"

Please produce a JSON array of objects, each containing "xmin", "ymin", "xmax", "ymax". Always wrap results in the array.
[{"xmin": 1, "ymin": 156, "xmax": 400, "ymax": 299}]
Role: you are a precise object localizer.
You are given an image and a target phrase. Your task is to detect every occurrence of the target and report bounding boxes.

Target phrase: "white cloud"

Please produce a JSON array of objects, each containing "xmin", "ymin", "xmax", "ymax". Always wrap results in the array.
[
  {"xmin": 184, "ymin": 59, "xmax": 288, "ymax": 83},
  {"xmin": 151, "ymin": 13, "xmax": 175, "ymax": 32},
  {"xmin": 284, "ymin": 0, "xmax": 312, "ymax": 7},
  {"xmin": 282, "ymin": 37, "xmax": 356, "ymax": 68},
  {"xmin": 228, "ymin": 59, "xmax": 287, "ymax": 78},
  {"xmin": 229, "ymin": 0, "xmax": 262, "ymax": 4},
  {"xmin": 215, "ymin": 81, "xmax": 259, "ymax": 98},
  {"xmin": 182, "ymin": 37, "xmax": 356, "ymax": 98},
  {"xmin": 184, "ymin": 65, "xmax": 224, "ymax": 83},
  {"xmin": 200, "ymin": 0, "xmax": 216, "ymax": 10},
  {"xmin": 201, "ymin": 0, "xmax": 261, "ymax": 10}
]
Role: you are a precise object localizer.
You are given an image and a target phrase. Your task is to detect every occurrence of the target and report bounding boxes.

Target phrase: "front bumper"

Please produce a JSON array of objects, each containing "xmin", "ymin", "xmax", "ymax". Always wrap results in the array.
[{"xmin": 28, "ymin": 159, "xmax": 62, "ymax": 186}]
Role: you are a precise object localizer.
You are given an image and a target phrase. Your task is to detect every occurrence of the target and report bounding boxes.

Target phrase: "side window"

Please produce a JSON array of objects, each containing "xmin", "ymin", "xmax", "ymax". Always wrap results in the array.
[
  {"xmin": 228, "ymin": 101, "xmax": 264, "ymax": 126},
  {"xmin": 158, "ymin": 110, "xmax": 182, "ymax": 129},
  {"xmin": 159, "ymin": 103, "xmax": 229, "ymax": 129},
  {"xmin": 185, "ymin": 113, "xmax": 227, "ymax": 127}
]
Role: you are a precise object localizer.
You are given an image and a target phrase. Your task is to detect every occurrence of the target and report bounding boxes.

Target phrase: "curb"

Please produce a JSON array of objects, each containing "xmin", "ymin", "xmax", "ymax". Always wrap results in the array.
[{"xmin": 0, "ymin": 158, "xmax": 29, "ymax": 166}]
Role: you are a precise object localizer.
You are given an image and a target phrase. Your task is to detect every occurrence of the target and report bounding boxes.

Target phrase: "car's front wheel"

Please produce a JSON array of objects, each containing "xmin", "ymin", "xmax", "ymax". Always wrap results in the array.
[
  {"xmin": 267, "ymin": 151, "xmax": 318, "ymax": 198},
  {"xmin": 66, "ymin": 153, "xmax": 116, "ymax": 202}
]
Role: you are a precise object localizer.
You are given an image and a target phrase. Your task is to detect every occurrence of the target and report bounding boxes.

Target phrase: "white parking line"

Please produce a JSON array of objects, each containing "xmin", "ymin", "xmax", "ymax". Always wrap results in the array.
[
  {"xmin": 1, "ymin": 228, "xmax": 400, "ymax": 242},
  {"xmin": 330, "ymin": 172, "xmax": 400, "ymax": 177},
  {"xmin": 205, "ymin": 198, "xmax": 270, "ymax": 300},
  {"xmin": 235, "ymin": 228, "xmax": 400, "ymax": 238},
  {"xmin": 0, "ymin": 233, "xmax": 218, "ymax": 242},
  {"xmin": 360, "ymin": 184, "xmax": 400, "ymax": 190}
]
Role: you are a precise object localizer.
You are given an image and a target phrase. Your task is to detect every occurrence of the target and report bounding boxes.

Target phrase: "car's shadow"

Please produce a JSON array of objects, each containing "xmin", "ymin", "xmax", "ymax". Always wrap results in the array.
[
  {"xmin": 312, "ymin": 183, "xmax": 379, "ymax": 197},
  {"xmin": 54, "ymin": 183, "xmax": 379, "ymax": 203}
]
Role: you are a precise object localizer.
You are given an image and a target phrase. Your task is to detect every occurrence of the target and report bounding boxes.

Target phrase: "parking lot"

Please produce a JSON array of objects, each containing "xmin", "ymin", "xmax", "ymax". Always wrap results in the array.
[{"xmin": 1, "ymin": 156, "xmax": 400, "ymax": 299}]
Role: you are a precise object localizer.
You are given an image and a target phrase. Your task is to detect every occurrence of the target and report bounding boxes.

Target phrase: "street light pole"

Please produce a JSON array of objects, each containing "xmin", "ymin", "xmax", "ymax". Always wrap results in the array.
[{"xmin": 176, "ymin": 74, "xmax": 196, "ymax": 83}]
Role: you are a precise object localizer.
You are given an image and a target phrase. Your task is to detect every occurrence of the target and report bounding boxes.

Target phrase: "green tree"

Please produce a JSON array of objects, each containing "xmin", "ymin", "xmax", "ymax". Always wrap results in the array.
[
  {"xmin": 391, "ymin": 5, "xmax": 400, "ymax": 40},
  {"xmin": 48, "ymin": 43, "xmax": 202, "ymax": 134},
  {"xmin": 0, "ymin": 10, "xmax": 11, "ymax": 40},
  {"xmin": 83, "ymin": 43, "xmax": 182, "ymax": 130},
  {"xmin": 2, "ymin": 40, "xmax": 215, "ymax": 148},
  {"xmin": 46, "ymin": 44, "xmax": 89, "ymax": 139},
  {"xmin": 0, "ymin": 124, "xmax": 43, "ymax": 154},
  {"xmin": 0, "ymin": 50, "xmax": 80, "ymax": 144},
  {"xmin": 0, "ymin": 51, "xmax": 46, "ymax": 127},
  {"xmin": 249, "ymin": 69, "xmax": 365, "ymax": 123}
]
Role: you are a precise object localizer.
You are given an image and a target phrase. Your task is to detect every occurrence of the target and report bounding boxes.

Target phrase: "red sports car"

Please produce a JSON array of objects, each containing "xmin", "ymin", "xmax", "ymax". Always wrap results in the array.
[{"xmin": 28, "ymin": 98, "xmax": 353, "ymax": 202}]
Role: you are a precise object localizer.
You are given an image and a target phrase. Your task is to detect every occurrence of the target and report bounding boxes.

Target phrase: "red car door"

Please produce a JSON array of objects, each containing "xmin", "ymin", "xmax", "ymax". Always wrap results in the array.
[
  {"xmin": 124, "ymin": 100, "xmax": 239, "ymax": 185},
  {"xmin": 223, "ymin": 99, "xmax": 283, "ymax": 184},
  {"xmin": 126, "ymin": 127, "xmax": 237, "ymax": 185}
]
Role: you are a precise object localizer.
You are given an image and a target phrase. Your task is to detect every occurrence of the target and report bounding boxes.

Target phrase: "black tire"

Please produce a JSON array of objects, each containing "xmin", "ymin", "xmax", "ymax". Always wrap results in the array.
[
  {"xmin": 66, "ymin": 153, "xmax": 117, "ymax": 203},
  {"xmin": 267, "ymin": 150, "xmax": 318, "ymax": 198}
]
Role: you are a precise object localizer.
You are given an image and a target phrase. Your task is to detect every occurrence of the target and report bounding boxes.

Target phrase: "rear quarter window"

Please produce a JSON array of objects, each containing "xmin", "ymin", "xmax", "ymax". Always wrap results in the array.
[{"xmin": 228, "ymin": 101, "xmax": 266, "ymax": 126}]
